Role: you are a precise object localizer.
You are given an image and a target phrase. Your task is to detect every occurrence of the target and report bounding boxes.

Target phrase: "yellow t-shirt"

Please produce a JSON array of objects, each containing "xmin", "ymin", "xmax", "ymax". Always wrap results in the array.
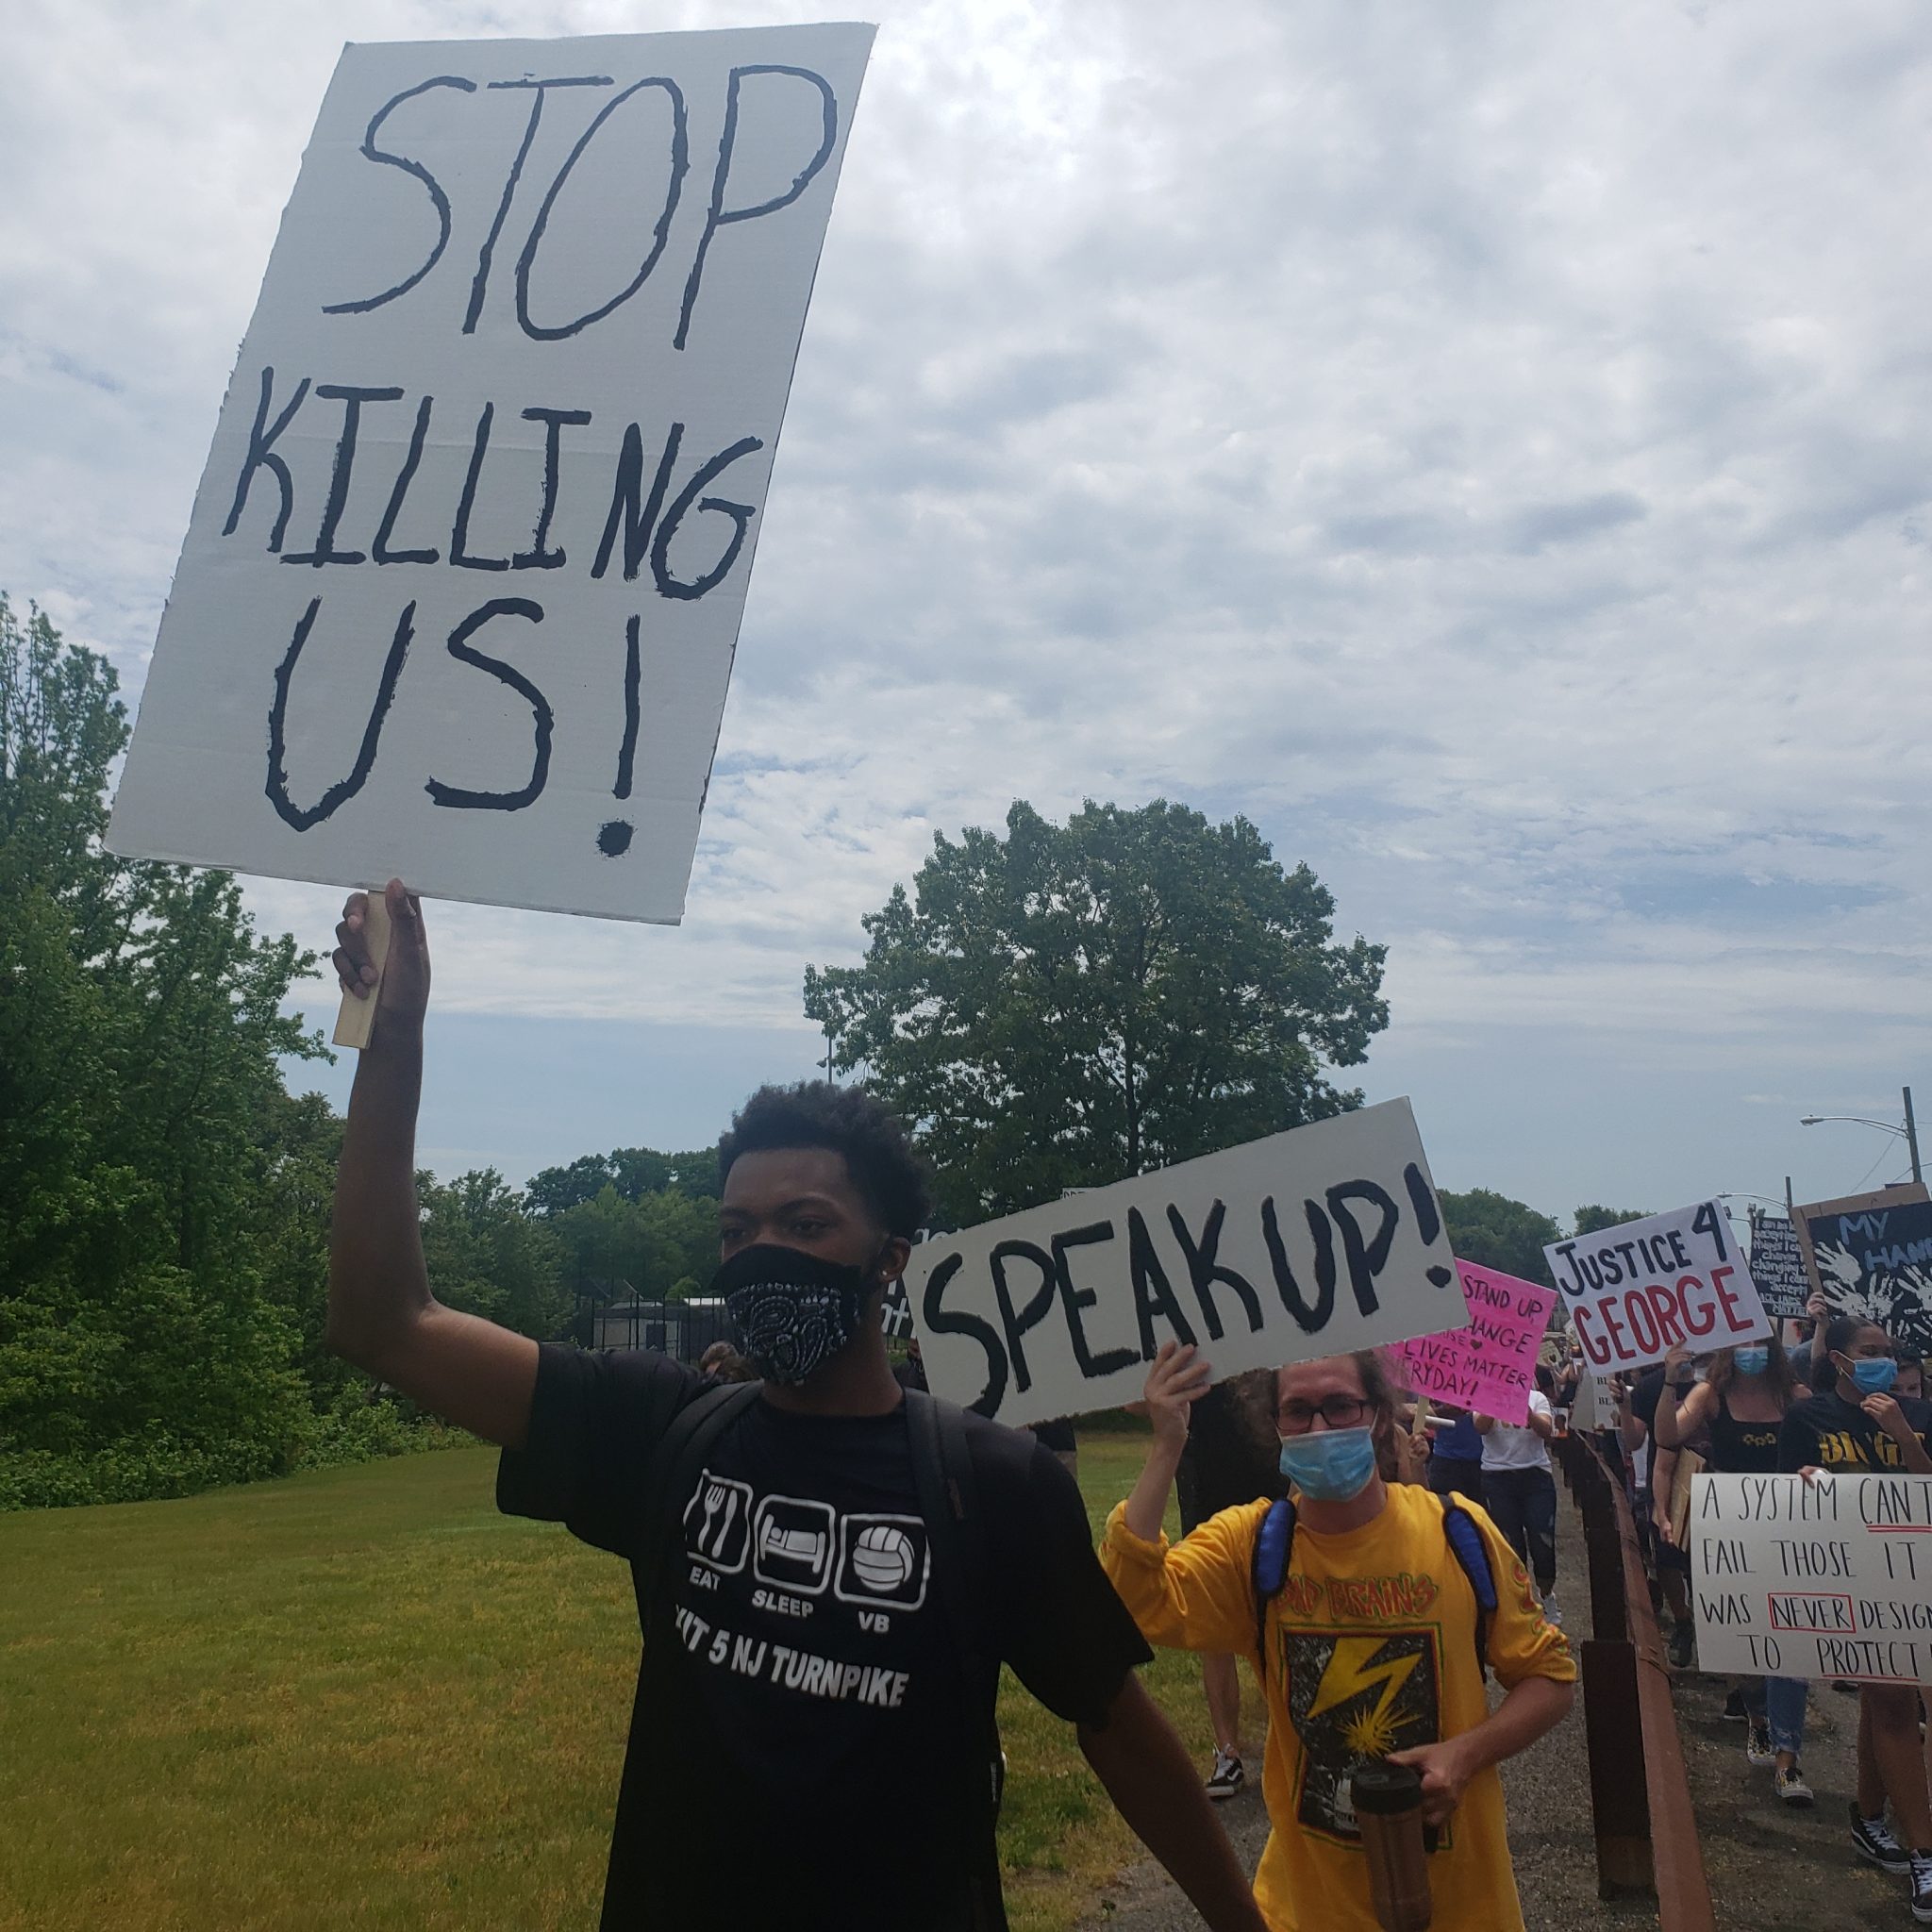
[{"xmin": 1100, "ymin": 1481, "xmax": 1575, "ymax": 1932}]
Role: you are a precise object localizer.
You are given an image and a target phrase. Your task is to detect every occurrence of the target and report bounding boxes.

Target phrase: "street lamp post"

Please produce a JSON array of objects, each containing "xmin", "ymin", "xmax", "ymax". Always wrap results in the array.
[{"xmin": 1799, "ymin": 1085, "xmax": 1924, "ymax": 1187}]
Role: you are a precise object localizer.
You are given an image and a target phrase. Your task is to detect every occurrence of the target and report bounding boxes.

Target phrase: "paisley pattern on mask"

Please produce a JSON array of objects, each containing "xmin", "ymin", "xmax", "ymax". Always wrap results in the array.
[{"xmin": 713, "ymin": 1243, "xmax": 874, "ymax": 1385}]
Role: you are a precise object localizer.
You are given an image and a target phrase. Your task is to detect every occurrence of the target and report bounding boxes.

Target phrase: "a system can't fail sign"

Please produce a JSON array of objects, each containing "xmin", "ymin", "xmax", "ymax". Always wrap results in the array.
[{"xmin": 109, "ymin": 25, "xmax": 874, "ymax": 922}]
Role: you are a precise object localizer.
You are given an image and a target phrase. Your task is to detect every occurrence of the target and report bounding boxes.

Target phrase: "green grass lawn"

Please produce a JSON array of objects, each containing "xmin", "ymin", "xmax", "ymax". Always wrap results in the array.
[{"xmin": 0, "ymin": 1430, "xmax": 1242, "ymax": 1932}]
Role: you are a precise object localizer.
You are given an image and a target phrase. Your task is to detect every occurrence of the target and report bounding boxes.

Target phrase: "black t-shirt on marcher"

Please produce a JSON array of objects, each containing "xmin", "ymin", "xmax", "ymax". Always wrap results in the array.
[
  {"xmin": 497, "ymin": 1345, "xmax": 1151, "ymax": 1932},
  {"xmin": 1777, "ymin": 1391, "xmax": 1932, "ymax": 1474}
]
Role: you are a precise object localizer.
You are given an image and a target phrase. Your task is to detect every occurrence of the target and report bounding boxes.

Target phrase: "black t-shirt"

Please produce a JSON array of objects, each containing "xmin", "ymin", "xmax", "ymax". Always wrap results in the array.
[
  {"xmin": 497, "ymin": 1346, "xmax": 1151, "ymax": 1931},
  {"xmin": 1778, "ymin": 1391, "xmax": 1932, "ymax": 1473}
]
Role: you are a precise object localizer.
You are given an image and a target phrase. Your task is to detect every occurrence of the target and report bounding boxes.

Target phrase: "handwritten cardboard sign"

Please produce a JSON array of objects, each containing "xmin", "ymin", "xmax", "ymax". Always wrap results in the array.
[
  {"xmin": 1544, "ymin": 1201, "xmax": 1769, "ymax": 1374},
  {"xmin": 108, "ymin": 25, "xmax": 874, "ymax": 922},
  {"xmin": 1794, "ymin": 1186, "xmax": 1932, "ymax": 1352},
  {"xmin": 1691, "ymin": 1471, "xmax": 1932, "ymax": 1684},
  {"xmin": 1746, "ymin": 1208, "xmax": 1811, "ymax": 1323},
  {"xmin": 1391, "ymin": 1262, "xmax": 1556, "ymax": 1427},
  {"xmin": 907, "ymin": 1099, "xmax": 1463, "ymax": 1427}
]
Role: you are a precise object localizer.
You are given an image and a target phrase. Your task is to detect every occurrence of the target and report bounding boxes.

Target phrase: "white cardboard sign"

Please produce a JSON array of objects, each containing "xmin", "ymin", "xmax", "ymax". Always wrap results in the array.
[
  {"xmin": 908, "ymin": 1099, "xmax": 1464, "ymax": 1427},
  {"xmin": 108, "ymin": 25, "xmax": 874, "ymax": 922},
  {"xmin": 1691, "ymin": 1472, "xmax": 1932, "ymax": 1684},
  {"xmin": 1543, "ymin": 1201, "xmax": 1770, "ymax": 1374}
]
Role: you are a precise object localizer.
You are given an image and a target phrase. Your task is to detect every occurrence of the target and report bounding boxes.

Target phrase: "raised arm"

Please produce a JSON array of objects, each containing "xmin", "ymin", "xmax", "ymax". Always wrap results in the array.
[
  {"xmin": 326, "ymin": 883, "xmax": 539, "ymax": 1448},
  {"xmin": 1652, "ymin": 1350, "xmax": 1714, "ymax": 1451}
]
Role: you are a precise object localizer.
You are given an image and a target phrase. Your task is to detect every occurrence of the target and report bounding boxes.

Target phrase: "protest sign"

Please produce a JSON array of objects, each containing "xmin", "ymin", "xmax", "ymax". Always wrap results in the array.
[
  {"xmin": 108, "ymin": 25, "xmax": 874, "ymax": 923},
  {"xmin": 1793, "ymin": 1185, "xmax": 1932, "ymax": 1351},
  {"xmin": 907, "ymin": 1099, "xmax": 1462, "ymax": 1427},
  {"xmin": 1690, "ymin": 1471, "xmax": 1932, "ymax": 1684},
  {"xmin": 1571, "ymin": 1370, "xmax": 1614, "ymax": 1433},
  {"xmin": 1391, "ymin": 1262, "xmax": 1556, "ymax": 1427},
  {"xmin": 880, "ymin": 1275, "xmax": 914, "ymax": 1342},
  {"xmin": 1544, "ymin": 1201, "xmax": 1769, "ymax": 1374},
  {"xmin": 1746, "ymin": 1208, "xmax": 1810, "ymax": 1322}
]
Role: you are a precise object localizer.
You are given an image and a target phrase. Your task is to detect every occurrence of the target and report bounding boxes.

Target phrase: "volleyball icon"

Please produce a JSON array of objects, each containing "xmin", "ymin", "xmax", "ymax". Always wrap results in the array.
[{"xmin": 850, "ymin": 1524, "xmax": 916, "ymax": 1592}]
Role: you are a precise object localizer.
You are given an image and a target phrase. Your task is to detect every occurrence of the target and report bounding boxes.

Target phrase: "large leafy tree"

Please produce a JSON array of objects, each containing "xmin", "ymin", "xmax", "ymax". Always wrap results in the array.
[
  {"xmin": 1439, "ymin": 1189, "xmax": 1563, "ymax": 1289},
  {"xmin": 804, "ymin": 799, "xmax": 1389, "ymax": 1224}
]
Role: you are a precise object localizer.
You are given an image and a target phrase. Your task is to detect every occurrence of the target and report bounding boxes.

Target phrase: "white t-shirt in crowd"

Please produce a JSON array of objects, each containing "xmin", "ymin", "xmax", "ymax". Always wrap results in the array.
[{"xmin": 1482, "ymin": 1391, "xmax": 1553, "ymax": 1473}]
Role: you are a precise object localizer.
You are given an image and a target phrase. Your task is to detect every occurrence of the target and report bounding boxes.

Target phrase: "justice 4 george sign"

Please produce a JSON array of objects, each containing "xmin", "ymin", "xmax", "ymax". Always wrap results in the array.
[
  {"xmin": 1544, "ymin": 1201, "xmax": 1771, "ymax": 1374},
  {"xmin": 108, "ymin": 25, "xmax": 874, "ymax": 922}
]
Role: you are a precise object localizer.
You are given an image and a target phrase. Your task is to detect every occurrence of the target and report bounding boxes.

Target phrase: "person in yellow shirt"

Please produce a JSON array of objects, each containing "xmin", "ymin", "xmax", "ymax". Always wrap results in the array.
[{"xmin": 1101, "ymin": 1342, "xmax": 1576, "ymax": 1932}]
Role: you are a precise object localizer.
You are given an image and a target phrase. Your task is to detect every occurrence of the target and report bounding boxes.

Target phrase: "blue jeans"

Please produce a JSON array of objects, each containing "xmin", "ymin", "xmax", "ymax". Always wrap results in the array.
[{"xmin": 1764, "ymin": 1675, "xmax": 1808, "ymax": 1757}]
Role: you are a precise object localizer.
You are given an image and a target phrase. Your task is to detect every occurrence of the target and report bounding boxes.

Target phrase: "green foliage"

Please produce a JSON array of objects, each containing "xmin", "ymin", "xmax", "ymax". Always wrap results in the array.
[
  {"xmin": 1439, "ymin": 1188, "xmax": 1562, "ymax": 1289},
  {"xmin": 1572, "ymin": 1204, "xmax": 1655, "ymax": 1238},
  {"xmin": 526, "ymin": 1142, "xmax": 720, "ymax": 1214},
  {"xmin": 549, "ymin": 1183, "xmax": 720, "ymax": 1304},
  {"xmin": 418, "ymin": 1168, "xmax": 571, "ymax": 1339},
  {"xmin": 804, "ymin": 798, "xmax": 1389, "ymax": 1224}
]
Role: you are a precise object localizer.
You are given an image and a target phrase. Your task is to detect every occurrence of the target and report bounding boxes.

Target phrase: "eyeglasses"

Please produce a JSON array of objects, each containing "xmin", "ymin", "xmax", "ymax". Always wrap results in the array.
[{"xmin": 1277, "ymin": 1396, "xmax": 1372, "ymax": 1435}]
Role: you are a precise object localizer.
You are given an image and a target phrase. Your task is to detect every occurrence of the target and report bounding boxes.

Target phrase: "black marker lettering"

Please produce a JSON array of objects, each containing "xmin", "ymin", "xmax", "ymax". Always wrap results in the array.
[
  {"xmin": 651, "ymin": 435, "xmax": 764, "ymax": 600},
  {"xmin": 464, "ymin": 76, "xmax": 614, "ymax": 335},
  {"xmin": 598, "ymin": 613, "xmax": 641, "ymax": 858},
  {"xmin": 675, "ymin": 63, "xmax": 838, "ymax": 350},
  {"xmin": 921, "ymin": 1253, "xmax": 1005, "ymax": 1419},
  {"xmin": 1164, "ymin": 1200, "xmax": 1264, "ymax": 1341},
  {"xmin": 989, "ymin": 1240, "xmax": 1058, "ymax": 1397},
  {"xmin": 1125, "ymin": 1206, "xmax": 1195, "ymax": 1357},
  {"xmin": 1325, "ymin": 1180, "xmax": 1401, "ymax": 1317},
  {"xmin": 1051, "ymin": 1222, "xmax": 1136, "ymax": 1380},
  {"xmin": 372, "ymin": 394, "xmax": 440, "ymax": 565},
  {"xmin": 265, "ymin": 597, "xmax": 415, "ymax": 830},
  {"xmin": 224, "ymin": 367, "xmax": 310, "ymax": 553},
  {"xmin": 323, "ymin": 76, "xmax": 476, "ymax": 315},
  {"xmin": 515, "ymin": 76, "xmax": 689, "ymax": 341},
  {"xmin": 1261, "ymin": 1195, "xmax": 1332, "ymax": 1334},
  {"xmin": 424, "ymin": 598, "xmax": 552, "ymax": 810},
  {"xmin": 512, "ymin": 407, "xmax": 591, "ymax": 570},
  {"xmin": 450, "ymin": 403, "xmax": 510, "ymax": 571},
  {"xmin": 592, "ymin": 421, "xmax": 684, "ymax": 581},
  {"xmin": 283, "ymin": 385, "xmax": 405, "ymax": 567}
]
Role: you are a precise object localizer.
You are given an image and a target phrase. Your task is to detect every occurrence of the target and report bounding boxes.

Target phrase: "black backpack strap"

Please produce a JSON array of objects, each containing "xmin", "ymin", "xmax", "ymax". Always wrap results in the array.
[
  {"xmin": 636, "ymin": 1381, "xmax": 763, "ymax": 1629},
  {"xmin": 905, "ymin": 1389, "xmax": 1005, "ymax": 1930}
]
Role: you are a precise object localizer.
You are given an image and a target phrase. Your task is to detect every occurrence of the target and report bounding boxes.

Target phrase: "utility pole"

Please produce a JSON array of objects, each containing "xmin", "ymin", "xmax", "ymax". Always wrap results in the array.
[
  {"xmin": 823, "ymin": 1023, "xmax": 838, "ymax": 1086},
  {"xmin": 1907, "ymin": 1085, "xmax": 1924, "ymax": 1187}
]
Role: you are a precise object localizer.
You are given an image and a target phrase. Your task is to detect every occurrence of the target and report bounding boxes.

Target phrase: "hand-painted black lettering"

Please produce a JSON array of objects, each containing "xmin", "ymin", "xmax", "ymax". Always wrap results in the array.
[
  {"xmin": 515, "ymin": 77, "xmax": 689, "ymax": 341},
  {"xmin": 921, "ymin": 1253, "xmax": 1006, "ymax": 1420},
  {"xmin": 424, "ymin": 598, "xmax": 552, "ymax": 811},
  {"xmin": 598, "ymin": 613, "xmax": 642, "ymax": 858},
  {"xmin": 1051, "ymin": 1222, "xmax": 1136, "ymax": 1380},
  {"xmin": 373, "ymin": 395, "xmax": 440, "ymax": 565},
  {"xmin": 675, "ymin": 64, "xmax": 838, "ymax": 351},
  {"xmin": 1403, "ymin": 1163, "xmax": 1441, "ymax": 1246},
  {"xmin": 1261, "ymin": 1195, "xmax": 1332, "ymax": 1334},
  {"xmin": 651, "ymin": 435, "xmax": 763, "ymax": 599},
  {"xmin": 592, "ymin": 421, "xmax": 684, "ymax": 581},
  {"xmin": 450, "ymin": 403, "xmax": 510, "ymax": 571},
  {"xmin": 282, "ymin": 385, "xmax": 405, "ymax": 567},
  {"xmin": 1164, "ymin": 1200, "xmax": 1264, "ymax": 1341},
  {"xmin": 223, "ymin": 367, "xmax": 310, "ymax": 553},
  {"xmin": 265, "ymin": 597, "xmax": 415, "ymax": 830},
  {"xmin": 464, "ymin": 77, "xmax": 614, "ymax": 336},
  {"xmin": 1126, "ymin": 1206, "xmax": 1196, "ymax": 1357},
  {"xmin": 990, "ymin": 1240, "xmax": 1058, "ymax": 1397},
  {"xmin": 511, "ymin": 407, "xmax": 591, "ymax": 570},
  {"xmin": 1305, "ymin": 1199, "xmax": 1339, "ymax": 1312},
  {"xmin": 323, "ymin": 76, "xmax": 476, "ymax": 315},
  {"xmin": 1324, "ymin": 1180, "xmax": 1400, "ymax": 1318}
]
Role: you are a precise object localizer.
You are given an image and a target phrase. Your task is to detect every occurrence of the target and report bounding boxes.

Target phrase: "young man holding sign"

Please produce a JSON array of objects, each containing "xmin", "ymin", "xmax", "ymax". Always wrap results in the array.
[
  {"xmin": 1102, "ymin": 1341, "xmax": 1574, "ymax": 1932},
  {"xmin": 327, "ymin": 887, "xmax": 1268, "ymax": 1932}
]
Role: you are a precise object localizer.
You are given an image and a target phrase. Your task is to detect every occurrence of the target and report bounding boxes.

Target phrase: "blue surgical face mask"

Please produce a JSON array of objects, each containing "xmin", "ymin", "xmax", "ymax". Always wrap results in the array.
[
  {"xmin": 1846, "ymin": 1356, "xmax": 1898, "ymax": 1396},
  {"xmin": 1732, "ymin": 1347, "xmax": 1770, "ymax": 1377},
  {"xmin": 1278, "ymin": 1425, "xmax": 1378, "ymax": 1503}
]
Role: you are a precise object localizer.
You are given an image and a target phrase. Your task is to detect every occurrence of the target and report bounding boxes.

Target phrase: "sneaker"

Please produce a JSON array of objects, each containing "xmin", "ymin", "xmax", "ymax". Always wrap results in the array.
[
  {"xmin": 1723, "ymin": 1688, "xmax": 1749, "ymax": 1723},
  {"xmin": 1746, "ymin": 1724, "xmax": 1774, "ymax": 1767},
  {"xmin": 1541, "ymin": 1591, "xmax": 1563, "ymax": 1627},
  {"xmin": 1910, "ymin": 1850, "xmax": 1932, "ymax": 1924},
  {"xmin": 1774, "ymin": 1763, "xmax": 1813, "ymax": 1806},
  {"xmin": 1851, "ymin": 1804, "xmax": 1911, "ymax": 1873},
  {"xmin": 1667, "ymin": 1620, "xmax": 1695, "ymax": 1669},
  {"xmin": 1205, "ymin": 1748, "xmax": 1244, "ymax": 1801}
]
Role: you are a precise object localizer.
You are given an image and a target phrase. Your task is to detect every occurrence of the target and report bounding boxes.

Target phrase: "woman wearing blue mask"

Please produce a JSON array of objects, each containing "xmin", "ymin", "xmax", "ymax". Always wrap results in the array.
[
  {"xmin": 1780, "ymin": 1318, "xmax": 1932, "ymax": 1916},
  {"xmin": 1654, "ymin": 1335, "xmax": 1808, "ymax": 1795}
]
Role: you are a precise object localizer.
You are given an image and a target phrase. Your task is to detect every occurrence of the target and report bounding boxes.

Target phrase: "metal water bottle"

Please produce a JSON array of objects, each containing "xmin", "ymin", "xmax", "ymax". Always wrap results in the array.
[{"xmin": 1351, "ymin": 1759, "xmax": 1434, "ymax": 1932}]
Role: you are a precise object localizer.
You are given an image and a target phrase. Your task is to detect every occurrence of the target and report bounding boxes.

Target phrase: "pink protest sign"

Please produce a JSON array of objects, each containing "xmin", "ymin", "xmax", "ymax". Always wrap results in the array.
[{"xmin": 1393, "ymin": 1261, "xmax": 1557, "ymax": 1426}]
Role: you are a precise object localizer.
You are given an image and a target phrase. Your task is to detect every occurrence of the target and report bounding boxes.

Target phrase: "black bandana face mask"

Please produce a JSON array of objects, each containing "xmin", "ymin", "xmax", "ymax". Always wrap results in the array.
[{"xmin": 712, "ymin": 1242, "xmax": 882, "ymax": 1386}]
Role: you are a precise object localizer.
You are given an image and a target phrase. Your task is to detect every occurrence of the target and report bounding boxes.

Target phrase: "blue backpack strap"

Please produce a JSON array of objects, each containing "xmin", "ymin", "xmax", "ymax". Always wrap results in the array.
[
  {"xmin": 1250, "ymin": 1496, "xmax": 1296, "ymax": 1675},
  {"xmin": 1438, "ymin": 1495, "xmax": 1498, "ymax": 1675}
]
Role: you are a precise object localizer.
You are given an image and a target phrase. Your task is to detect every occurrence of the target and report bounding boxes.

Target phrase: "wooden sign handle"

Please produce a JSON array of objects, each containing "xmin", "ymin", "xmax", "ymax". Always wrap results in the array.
[{"xmin": 331, "ymin": 890, "xmax": 393, "ymax": 1051}]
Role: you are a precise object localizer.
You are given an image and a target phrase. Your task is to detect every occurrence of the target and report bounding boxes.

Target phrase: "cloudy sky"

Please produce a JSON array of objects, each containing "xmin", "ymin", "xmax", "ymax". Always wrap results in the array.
[{"xmin": 5, "ymin": 0, "xmax": 1927, "ymax": 1225}]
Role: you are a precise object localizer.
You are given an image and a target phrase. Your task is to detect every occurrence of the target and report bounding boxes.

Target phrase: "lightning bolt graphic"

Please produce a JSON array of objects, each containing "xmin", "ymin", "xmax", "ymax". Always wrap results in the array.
[{"xmin": 1307, "ymin": 1637, "xmax": 1423, "ymax": 1741}]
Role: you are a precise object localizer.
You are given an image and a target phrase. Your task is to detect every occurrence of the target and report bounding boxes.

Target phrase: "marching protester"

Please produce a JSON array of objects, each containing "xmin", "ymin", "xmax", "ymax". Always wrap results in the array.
[
  {"xmin": 1653, "ymin": 1335, "xmax": 1811, "ymax": 1799},
  {"xmin": 1781, "ymin": 1318, "xmax": 1932, "ymax": 1918},
  {"xmin": 1422, "ymin": 1405, "xmax": 1486, "ymax": 1503},
  {"xmin": 1174, "ymin": 1371, "xmax": 1287, "ymax": 1800},
  {"xmin": 1104, "ymin": 1341, "xmax": 1575, "ymax": 1932},
  {"xmin": 326, "ymin": 887, "xmax": 1270, "ymax": 1932},
  {"xmin": 1474, "ymin": 1365, "xmax": 1561, "ymax": 1625},
  {"xmin": 1623, "ymin": 1365, "xmax": 1698, "ymax": 1665}
]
